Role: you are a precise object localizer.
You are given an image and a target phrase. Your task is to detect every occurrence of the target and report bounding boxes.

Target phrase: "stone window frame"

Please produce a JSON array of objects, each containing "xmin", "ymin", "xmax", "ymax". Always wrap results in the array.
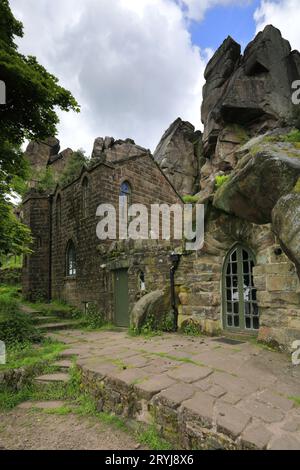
[
  {"xmin": 66, "ymin": 239, "xmax": 77, "ymax": 278},
  {"xmin": 82, "ymin": 176, "xmax": 89, "ymax": 219}
]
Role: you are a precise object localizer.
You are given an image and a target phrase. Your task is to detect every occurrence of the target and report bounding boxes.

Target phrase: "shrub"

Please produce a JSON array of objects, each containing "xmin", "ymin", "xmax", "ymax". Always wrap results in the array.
[
  {"xmin": 84, "ymin": 303, "xmax": 105, "ymax": 329},
  {"xmin": 181, "ymin": 318, "xmax": 202, "ymax": 337},
  {"xmin": 0, "ymin": 292, "xmax": 41, "ymax": 346}
]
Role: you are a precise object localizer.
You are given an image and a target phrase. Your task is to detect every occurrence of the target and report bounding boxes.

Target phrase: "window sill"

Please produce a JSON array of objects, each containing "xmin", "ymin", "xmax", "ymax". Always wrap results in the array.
[{"xmin": 65, "ymin": 276, "xmax": 77, "ymax": 281}]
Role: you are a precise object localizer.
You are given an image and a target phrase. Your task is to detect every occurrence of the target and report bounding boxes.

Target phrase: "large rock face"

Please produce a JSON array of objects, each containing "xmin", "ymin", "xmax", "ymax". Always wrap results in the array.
[
  {"xmin": 213, "ymin": 139, "xmax": 300, "ymax": 224},
  {"xmin": 272, "ymin": 193, "xmax": 300, "ymax": 277},
  {"xmin": 201, "ymin": 25, "xmax": 300, "ymax": 171},
  {"xmin": 153, "ymin": 118, "xmax": 203, "ymax": 195},
  {"xmin": 91, "ymin": 136, "xmax": 150, "ymax": 165},
  {"xmin": 25, "ymin": 138, "xmax": 74, "ymax": 187},
  {"xmin": 25, "ymin": 137, "xmax": 61, "ymax": 174}
]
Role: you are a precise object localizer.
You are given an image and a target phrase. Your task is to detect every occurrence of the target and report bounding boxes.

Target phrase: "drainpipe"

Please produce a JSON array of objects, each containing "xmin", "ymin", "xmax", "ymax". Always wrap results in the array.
[{"xmin": 170, "ymin": 252, "xmax": 181, "ymax": 332}]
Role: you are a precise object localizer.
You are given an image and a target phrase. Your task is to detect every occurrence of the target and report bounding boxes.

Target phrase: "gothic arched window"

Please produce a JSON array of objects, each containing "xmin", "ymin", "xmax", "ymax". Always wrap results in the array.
[{"xmin": 66, "ymin": 240, "xmax": 76, "ymax": 277}]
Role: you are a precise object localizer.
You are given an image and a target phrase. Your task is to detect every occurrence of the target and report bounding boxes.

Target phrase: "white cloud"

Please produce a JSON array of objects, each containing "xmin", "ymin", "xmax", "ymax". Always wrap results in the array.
[
  {"xmin": 179, "ymin": 0, "xmax": 252, "ymax": 21},
  {"xmin": 254, "ymin": 0, "xmax": 300, "ymax": 51},
  {"xmin": 10, "ymin": 0, "xmax": 212, "ymax": 154}
]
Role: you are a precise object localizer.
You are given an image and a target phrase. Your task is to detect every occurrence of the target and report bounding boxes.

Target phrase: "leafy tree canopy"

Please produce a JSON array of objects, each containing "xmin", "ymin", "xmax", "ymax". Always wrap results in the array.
[{"xmin": 0, "ymin": 0, "xmax": 80, "ymax": 257}]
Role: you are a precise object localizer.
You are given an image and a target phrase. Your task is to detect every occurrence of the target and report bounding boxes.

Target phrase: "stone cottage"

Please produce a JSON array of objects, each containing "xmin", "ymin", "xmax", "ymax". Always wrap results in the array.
[{"xmin": 22, "ymin": 25, "xmax": 300, "ymax": 351}]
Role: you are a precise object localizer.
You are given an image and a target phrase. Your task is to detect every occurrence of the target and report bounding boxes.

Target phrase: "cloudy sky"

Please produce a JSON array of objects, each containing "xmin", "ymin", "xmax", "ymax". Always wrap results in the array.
[{"xmin": 10, "ymin": 0, "xmax": 300, "ymax": 155}]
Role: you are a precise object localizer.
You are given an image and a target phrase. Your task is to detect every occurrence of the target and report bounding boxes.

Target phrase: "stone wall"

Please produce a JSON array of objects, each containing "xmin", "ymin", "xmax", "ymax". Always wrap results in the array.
[
  {"xmin": 50, "ymin": 154, "xmax": 181, "ymax": 316},
  {"xmin": 174, "ymin": 208, "xmax": 300, "ymax": 351},
  {"xmin": 21, "ymin": 192, "xmax": 51, "ymax": 301}
]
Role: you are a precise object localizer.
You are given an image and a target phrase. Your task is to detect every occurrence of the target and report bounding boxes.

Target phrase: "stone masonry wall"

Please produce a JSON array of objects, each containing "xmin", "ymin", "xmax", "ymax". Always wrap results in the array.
[
  {"xmin": 174, "ymin": 208, "xmax": 300, "ymax": 351},
  {"xmin": 21, "ymin": 192, "xmax": 51, "ymax": 301},
  {"xmin": 50, "ymin": 154, "xmax": 181, "ymax": 316}
]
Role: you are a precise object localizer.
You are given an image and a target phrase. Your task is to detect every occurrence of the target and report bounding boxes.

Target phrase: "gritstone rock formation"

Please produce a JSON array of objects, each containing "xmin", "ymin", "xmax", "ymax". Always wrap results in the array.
[
  {"xmin": 25, "ymin": 137, "xmax": 73, "ymax": 187},
  {"xmin": 153, "ymin": 118, "xmax": 203, "ymax": 196},
  {"xmin": 91, "ymin": 136, "xmax": 150, "ymax": 165}
]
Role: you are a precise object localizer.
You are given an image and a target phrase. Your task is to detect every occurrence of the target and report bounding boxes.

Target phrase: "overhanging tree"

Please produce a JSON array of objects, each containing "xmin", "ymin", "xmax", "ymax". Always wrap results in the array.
[{"xmin": 0, "ymin": 0, "xmax": 80, "ymax": 257}]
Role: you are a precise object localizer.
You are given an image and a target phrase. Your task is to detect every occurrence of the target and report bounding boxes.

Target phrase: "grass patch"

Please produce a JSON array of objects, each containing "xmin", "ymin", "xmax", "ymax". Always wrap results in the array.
[
  {"xmin": 283, "ymin": 129, "xmax": 300, "ymax": 143},
  {"xmin": 138, "ymin": 425, "xmax": 172, "ymax": 450},
  {"xmin": 182, "ymin": 195, "xmax": 199, "ymax": 204},
  {"xmin": 288, "ymin": 396, "xmax": 300, "ymax": 407},
  {"xmin": 42, "ymin": 405, "xmax": 73, "ymax": 416},
  {"xmin": 215, "ymin": 175, "xmax": 230, "ymax": 190},
  {"xmin": 0, "ymin": 339, "xmax": 65, "ymax": 371}
]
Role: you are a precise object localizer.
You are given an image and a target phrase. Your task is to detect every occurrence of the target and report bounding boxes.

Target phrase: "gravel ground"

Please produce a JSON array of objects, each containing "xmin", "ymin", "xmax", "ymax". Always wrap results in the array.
[{"xmin": 0, "ymin": 406, "xmax": 143, "ymax": 450}]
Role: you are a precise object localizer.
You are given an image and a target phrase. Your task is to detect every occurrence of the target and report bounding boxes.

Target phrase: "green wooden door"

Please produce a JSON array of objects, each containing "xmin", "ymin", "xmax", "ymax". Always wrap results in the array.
[
  {"xmin": 114, "ymin": 269, "xmax": 129, "ymax": 327},
  {"xmin": 222, "ymin": 245, "xmax": 259, "ymax": 332}
]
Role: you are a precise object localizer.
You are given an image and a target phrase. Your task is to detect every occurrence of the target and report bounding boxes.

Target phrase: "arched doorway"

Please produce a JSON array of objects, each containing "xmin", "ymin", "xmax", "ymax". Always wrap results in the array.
[{"xmin": 222, "ymin": 244, "xmax": 259, "ymax": 332}]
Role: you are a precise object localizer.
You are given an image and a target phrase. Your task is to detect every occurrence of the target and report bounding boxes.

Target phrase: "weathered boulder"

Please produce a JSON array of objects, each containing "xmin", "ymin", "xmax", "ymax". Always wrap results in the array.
[
  {"xmin": 213, "ymin": 141, "xmax": 300, "ymax": 224},
  {"xmin": 272, "ymin": 192, "xmax": 300, "ymax": 277},
  {"xmin": 201, "ymin": 25, "xmax": 300, "ymax": 161},
  {"xmin": 154, "ymin": 118, "xmax": 203, "ymax": 195},
  {"xmin": 130, "ymin": 289, "xmax": 171, "ymax": 330},
  {"xmin": 25, "ymin": 137, "xmax": 60, "ymax": 174},
  {"xmin": 91, "ymin": 136, "xmax": 149, "ymax": 165}
]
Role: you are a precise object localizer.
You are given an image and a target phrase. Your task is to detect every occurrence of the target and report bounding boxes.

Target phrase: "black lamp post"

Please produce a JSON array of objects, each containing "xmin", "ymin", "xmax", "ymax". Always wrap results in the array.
[{"xmin": 170, "ymin": 252, "xmax": 181, "ymax": 332}]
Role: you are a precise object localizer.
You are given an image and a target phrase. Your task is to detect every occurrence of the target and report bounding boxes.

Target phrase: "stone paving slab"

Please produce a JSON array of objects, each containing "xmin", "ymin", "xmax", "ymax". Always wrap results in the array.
[{"xmin": 53, "ymin": 329, "xmax": 300, "ymax": 450}]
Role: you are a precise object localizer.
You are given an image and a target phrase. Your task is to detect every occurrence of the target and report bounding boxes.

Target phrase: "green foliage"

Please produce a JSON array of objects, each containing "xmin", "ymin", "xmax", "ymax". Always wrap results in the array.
[
  {"xmin": 293, "ymin": 178, "xmax": 300, "ymax": 194},
  {"xmin": 0, "ymin": 2, "xmax": 79, "ymax": 257},
  {"xmin": 181, "ymin": 318, "xmax": 202, "ymax": 337},
  {"xmin": 133, "ymin": 311, "xmax": 175, "ymax": 337},
  {"xmin": 0, "ymin": 284, "xmax": 41, "ymax": 346},
  {"xmin": 289, "ymin": 396, "xmax": 300, "ymax": 407},
  {"xmin": 59, "ymin": 149, "xmax": 88, "ymax": 187},
  {"xmin": 36, "ymin": 167, "xmax": 56, "ymax": 193},
  {"xmin": 283, "ymin": 129, "xmax": 300, "ymax": 143},
  {"xmin": 138, "ymin": 425, "xmax": 172, "ymax": 450},
  {"xmin": 84, "ymin": 303, "xmax": 105, "ymax": 329},
  {"xmin": 0, "ymin": 339, "xmax": 65, "ymax": 372},
  {"xmin": 0, "ymin": 200, "xmax": 32, "ymax": 257},
  {"xmin": 182, "ymin": 195, "xmax": 199, "ymax": 204},
  {"xmin": 291, "ymin": 105, "xmax": 300, "ymax": 130},
  {"xmin": 0, "ymin": 254, "xmax": 22, "ymax": 269},
  {"xmin": 0, "ymin": 300, "xmax": 41, "ymax": 346},
  {"xmin": 215, "ymin": 175, "xmax": 230, "ymax": 190}
]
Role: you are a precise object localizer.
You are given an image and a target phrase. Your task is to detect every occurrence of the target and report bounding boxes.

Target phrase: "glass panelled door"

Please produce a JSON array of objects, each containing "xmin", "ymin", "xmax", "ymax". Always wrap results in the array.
[{"xmin": 223, "ymin": 245, "xmax": 259, "ymax": 332}]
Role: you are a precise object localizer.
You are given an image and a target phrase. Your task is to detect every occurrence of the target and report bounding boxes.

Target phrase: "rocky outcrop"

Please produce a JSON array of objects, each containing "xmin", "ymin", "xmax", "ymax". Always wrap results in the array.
[
  {"xmin": 213, "ymin": 139, "xmax": 300, "ymax": 224},
  {"xmin": 153, "ymin": 118, "xmax": 203, "ymax": 195},
  {"xmin": 199, "ymin": 25, "xmax": 300, "ymax": 201},
  {"xmin": 91, "ymin": 136, "xmax": 150, "ymax": 165},
  {"xmin": 25, "ymin": 137, "xmax": 60, "ymax": 174},
  {"xmin": 25, "ymin": 138, "xmax": 73, "ymax": 187},
  {"xmin": 272, "ymin": 193, "xmax": 300, "ymax": 277}
]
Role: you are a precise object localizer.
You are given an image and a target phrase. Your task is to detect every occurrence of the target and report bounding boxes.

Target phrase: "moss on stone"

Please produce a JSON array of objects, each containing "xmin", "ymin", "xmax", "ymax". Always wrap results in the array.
[{"xmin": 293, "ymin": 178, "xmax": 300, "ymax": 193}]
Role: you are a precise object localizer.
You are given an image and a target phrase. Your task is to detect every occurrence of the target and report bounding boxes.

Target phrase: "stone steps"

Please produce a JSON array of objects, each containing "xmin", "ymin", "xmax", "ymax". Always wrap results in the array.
[
  {"xmin": 34, "ymin": 372, "xmax": 70, "ymax": 387},
  {"xmin": 31, "ymin": 316, "xmax": 59, "ymax": 325},
  {"xmin": 53, "ymin": 360, "xmax": 73, "ymax": 371},
  {"xmin": 38, "ymin": 320, "xmax": 85, "ymax": 332}
]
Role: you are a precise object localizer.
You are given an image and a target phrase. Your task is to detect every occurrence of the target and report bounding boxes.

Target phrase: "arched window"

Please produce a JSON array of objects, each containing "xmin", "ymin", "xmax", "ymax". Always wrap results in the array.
[
  {"xmin": 222, "ymin": 244, "xmax": 259, "ymax": 331},
  {"xmin": 120, "ymin": 181, "xmax": 132, "ymax": 204},
  {"xmin": 56, "ymin": 194, "xmax": 61, "ymax": 229},
  {"xmin": 66, "ymin": 241, "xmax": 76, "ymax": 277},
  {"xmin": 82, "ymin": 177, "xmax": 89, "ymax": 218}
]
